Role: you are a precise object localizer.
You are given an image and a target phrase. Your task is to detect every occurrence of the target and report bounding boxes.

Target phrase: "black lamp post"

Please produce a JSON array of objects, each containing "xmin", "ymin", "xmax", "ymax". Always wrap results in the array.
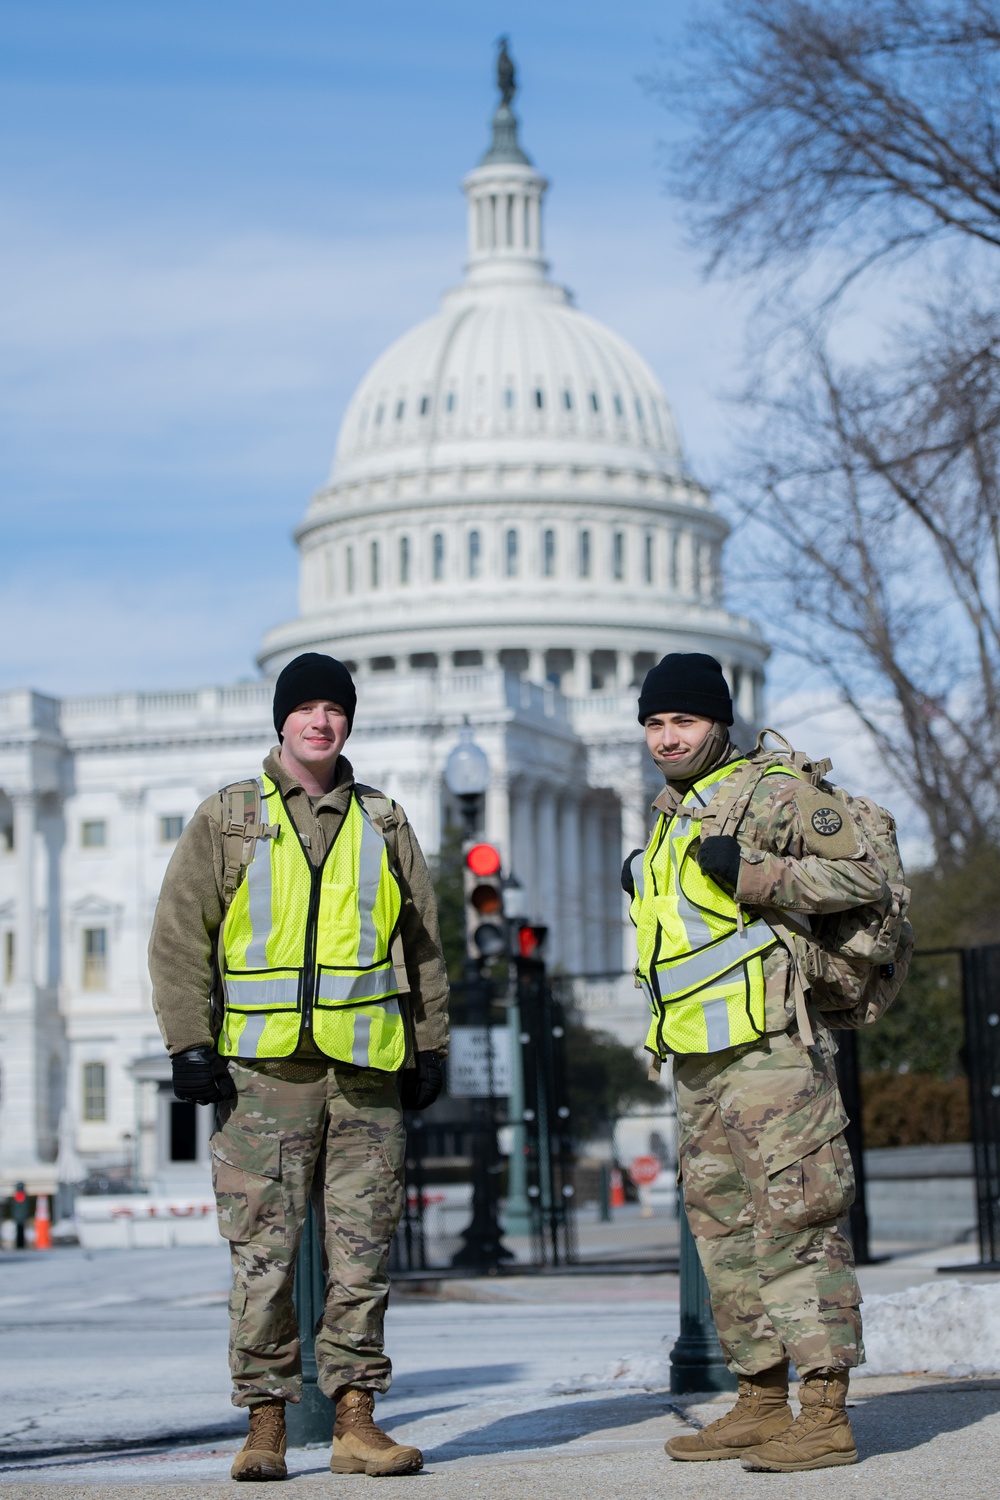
[
  {"xmin": 444, "ymin": 727, "xmax": 512, "ymax": 1271},
  {"xmin": 286, "ymin": 1199, "xmax": 334, "ymax": 1445}
]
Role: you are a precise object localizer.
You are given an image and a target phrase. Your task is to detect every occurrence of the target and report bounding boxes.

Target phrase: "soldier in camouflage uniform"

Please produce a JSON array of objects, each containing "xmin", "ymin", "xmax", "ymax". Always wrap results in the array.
[
  {"xmin": 624, "ymin": 654, "xmax": 888, "ymax": 1473},
  {"xmin": 149, "ymin": 653, "xmax": 449, "ymax": 1482}
]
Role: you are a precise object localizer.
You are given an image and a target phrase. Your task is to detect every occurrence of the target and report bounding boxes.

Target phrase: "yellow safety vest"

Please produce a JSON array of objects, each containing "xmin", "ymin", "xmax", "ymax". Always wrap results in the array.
[
  {"xmin": 219, "ymin": 777, "xmax": 406, "ymax": 1070},
  {"xmin": 629, "ymin": 760, "xmax": 790, "ymax": 1057}
]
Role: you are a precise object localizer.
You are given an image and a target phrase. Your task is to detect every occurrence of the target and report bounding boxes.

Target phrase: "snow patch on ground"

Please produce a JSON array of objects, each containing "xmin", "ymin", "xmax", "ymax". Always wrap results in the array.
[
  {"xmin": 550, "ymin": 1353, "xmax": 672, "ymax": 1394},
  {"xmin": 857, "ymin": 1279, "xmax": 1000, "ymax": 1378}
]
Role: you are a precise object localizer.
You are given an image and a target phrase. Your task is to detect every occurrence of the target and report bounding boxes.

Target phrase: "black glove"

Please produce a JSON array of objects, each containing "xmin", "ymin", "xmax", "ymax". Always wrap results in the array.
[
  {"xmin": 171, "ymin": 1045, "xmax": 237, "ymax": 1105},
  {"xmin": 398, "ymin": 1051, "xmax": 443, "ymax": 1111},
  {"xmin": 621, "ymin": 850, "xmax": 644, "ymax": 897},
  {"xmin": 696, "ymin": 835, "xmax": 743, "ymax": 894}
]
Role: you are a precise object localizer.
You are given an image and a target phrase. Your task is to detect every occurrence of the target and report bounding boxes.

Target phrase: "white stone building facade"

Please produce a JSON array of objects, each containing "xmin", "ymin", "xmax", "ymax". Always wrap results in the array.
[{"xmin": 0, "ymin": 85, "xmax": 766, "ymax": 1192}]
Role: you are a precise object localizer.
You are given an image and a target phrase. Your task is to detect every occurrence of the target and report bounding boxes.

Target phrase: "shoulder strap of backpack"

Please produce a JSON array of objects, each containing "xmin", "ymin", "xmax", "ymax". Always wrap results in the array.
[
  {"xmin": 355, "ymin": 785, "xmax": 410, "ymax": 997},
  {"xmin": 218, "ymin": 778, "xmax": 279, "ymax": 910}
]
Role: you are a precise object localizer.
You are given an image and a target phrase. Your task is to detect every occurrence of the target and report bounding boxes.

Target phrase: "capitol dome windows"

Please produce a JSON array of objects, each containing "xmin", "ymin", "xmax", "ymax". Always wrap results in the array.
[
  {"xmin": 468, "ymin": 530, "xmax": 482, "ymax": 578},
  {"xmin": 432, "ymin": 532, "xmax": 445, "ymax": 581},
  {"xmin": 562, "ymin": 389, "xmax": 573, "ymax": 411},
  {"xmin": 454, "ymin": 650, "xmax": 483, "ymax": 668},
  {"xmin": 542, "ymin": 528, "xmax": 556, "ymax": 577},
  {"xmin": 579, "ymin": 530, "xmax": 592, "ymax": 577},
  {"xmin": 505, "ymin": 528, "xmax": 519, "ymax": 575},
  {"xmin": 446, "ymin": 391, "xmax": 456, "ymax": 413},
  {"xmin": 374, "ymin": 404, "xmax": 384, "ymax": 426},
  {"xmin": 612, "ymin": 530, "xmax": 625, "ymax": 581},
  {"xmin": 613, "ymin": 394, "xmax": 624, "ymax": 418},
  {"xmin": 504, "ymin": 387, "xmax": 514, "ymax": 409},
  {"xmin": 395, "ymin": 400, "xmax": 405, "ymax": 421},
  {"xmin": 644, "ymin": 533, "xmax": 654, "ymax": 584},
  {"xmin": 533, "ymin": 388, "xmax": 545, "ymax": 410},
  {"xmin": 399, "ymin": 535, "xmax": 411, "ymax": 585},
  {"xmin": 419, "ymin": 395, "xmax": 430, "ymax": 416},
  {"xmin": 589, "ymin": 392, "xmax": 600, "ymax": 413},
  {"xmin": 370, "ymin": 540, "xmax": 380, "ymax": 588},
  {"xmin": 346, "ymin": 545, "xmax": 355, "ymax": 593}
]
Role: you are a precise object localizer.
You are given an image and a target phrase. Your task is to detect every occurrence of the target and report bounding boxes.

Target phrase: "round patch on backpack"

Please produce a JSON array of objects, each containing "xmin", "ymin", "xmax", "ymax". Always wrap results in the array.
[{"xmin": 811, "ymin": 806, "xmax": 844, "ymax": 837}]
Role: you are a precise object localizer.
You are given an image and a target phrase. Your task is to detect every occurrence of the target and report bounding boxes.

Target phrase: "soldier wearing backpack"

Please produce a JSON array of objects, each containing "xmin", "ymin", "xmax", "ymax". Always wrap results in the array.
[
  {"xmin": 149, "ymin": 653, "xmax": 449, "ymax": 1482},
  {"xmin": 623, "ymin": 653, "xmax": 910, "ymax": 1473}
]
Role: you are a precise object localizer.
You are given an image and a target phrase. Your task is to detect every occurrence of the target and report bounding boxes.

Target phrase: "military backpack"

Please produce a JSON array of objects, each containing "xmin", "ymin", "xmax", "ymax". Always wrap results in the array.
[{"xmin": 699, "ymin": 730, "xmax": 913, "ymax": 1042}]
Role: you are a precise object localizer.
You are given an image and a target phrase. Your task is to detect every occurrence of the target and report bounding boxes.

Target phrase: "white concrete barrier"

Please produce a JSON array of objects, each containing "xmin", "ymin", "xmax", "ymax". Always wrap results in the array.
[{"xmin": 75, "ymin": 1194, "xmax": 219, "ymax": 1249}]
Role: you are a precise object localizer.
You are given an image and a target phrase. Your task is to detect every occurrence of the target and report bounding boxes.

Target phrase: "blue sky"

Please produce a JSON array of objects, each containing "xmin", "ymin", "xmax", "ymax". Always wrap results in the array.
[{"xmin": 1, "ymin": 0, "xmax": 767, "ymax": 694}]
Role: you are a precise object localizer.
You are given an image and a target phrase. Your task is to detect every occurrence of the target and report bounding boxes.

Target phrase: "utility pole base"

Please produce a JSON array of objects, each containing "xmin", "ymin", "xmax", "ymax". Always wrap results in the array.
[{"xmin": 285, "ymin": 1380, "xmax": 333, "ymax": 1447}]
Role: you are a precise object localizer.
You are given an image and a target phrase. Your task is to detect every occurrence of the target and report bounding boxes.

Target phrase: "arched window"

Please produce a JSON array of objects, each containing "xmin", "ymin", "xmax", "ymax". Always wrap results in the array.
[
  {"xmin": 399, "ymin": 535, "xmax": 410, "ymax": 585},
  {"xmin": 505, "ymin": 528, "xmax": 518, "ymax": 576},
  {"xmin": 468, "ymin": 530, "xmax": 481, "ymax": 578},
  {"xmin": 579, "ymin": 529, "xmax": 591, "ymax": 578},
  {"xmin": 370, "ymin": 540, "xmax": 380, "ymax": 588},
  {"xmin": 589, "ymin": 392, "xmax": 600, "ymax": 412},
  {"xmin": 612, "ymin": 531, "xmax": 625, "ymax": 581},
  {"xmin": 432, "ymin": 532, "xmax": 445, "ymax": 581},
  {"xmin": 534, "ymin": 388, "xmax": 545, "ymax": 409},
  {"xmin": 644, "ymin": 532, "xmax": 654, "ymax": 584},
  {"xmin": 543, "ymin": 529, "xmax": 556, "ymax": 577},
  {"xmin": 562, "ymin": 389, "xmax": 573, "ymax": 410},
  {"xmin": 419, "ymin": 395, "xmax": 430, "ymax": 416}
]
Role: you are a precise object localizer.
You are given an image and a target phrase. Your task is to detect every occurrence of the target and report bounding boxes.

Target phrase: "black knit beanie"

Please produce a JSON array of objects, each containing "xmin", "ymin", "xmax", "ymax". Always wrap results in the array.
[
  {"xmin": 637, "ymin": 653, "xmax": 733, "ymax": 725},
  {"xmin": 273, "ymin": 653, "xmax": 357, "ymax": 738}
]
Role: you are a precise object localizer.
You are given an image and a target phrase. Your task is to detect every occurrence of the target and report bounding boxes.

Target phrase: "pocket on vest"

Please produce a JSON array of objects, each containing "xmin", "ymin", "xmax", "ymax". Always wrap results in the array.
[{"xmin": 211, "ymin": 1133, "xmax": 286, "ymax": 1246}]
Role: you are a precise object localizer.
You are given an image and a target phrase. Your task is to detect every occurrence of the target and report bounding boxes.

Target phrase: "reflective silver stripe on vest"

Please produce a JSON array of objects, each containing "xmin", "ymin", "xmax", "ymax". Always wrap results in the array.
[
  {"xmin": 356, "ymin": 804, "xmax": 385, "ymax": 967},
  {"xmin": 244, "ymin": 778, "xmax": 272, "ymax": 968},
  {"xmin": 630, "ymin": 849, "xmax": 646, "ymax": 900},
  {"xmin": 317, "ymin": 967, "xmax": 398, "ymax": 1004},
  {"xmin": 702, "ymin": 997, "xmax": 732, "ymax": 1052},
  {"xmin": 224, "ymin": 974, "xmax": 299, "ymax": 1009},
  {"xmin": 351, "ymin": 1011, "xmax": 372, "ymax": 1067},
  {"xmin": 666, "ymin": 826, "xmax": 714, "ymax": 948},
  {"xmin": 656, "ymin": 921, "xmax": 775, "ymax": 998},
  {"xmin": 239, "ymin": 1011, "xmax": 270, "ymax": 1056}
]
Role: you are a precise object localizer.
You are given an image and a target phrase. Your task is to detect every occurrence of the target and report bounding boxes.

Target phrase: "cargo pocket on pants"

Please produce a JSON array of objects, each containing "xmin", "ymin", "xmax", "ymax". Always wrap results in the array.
[
  {"xmin": 758, "ymin": 1089, "xmax": 855, "ymax": 1236},
  {"xmin": 211, "ymin": 1133, "xmax": 286, "ymax": 1246}
]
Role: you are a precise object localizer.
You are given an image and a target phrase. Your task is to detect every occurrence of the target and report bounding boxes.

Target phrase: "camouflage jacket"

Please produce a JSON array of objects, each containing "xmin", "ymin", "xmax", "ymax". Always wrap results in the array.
[
  {"xmin": 148, "ymin": 749, "xmax": 450, "ymax": 1060},
  {"xmin": 653, "ymin": 758, "xmax": 888, "ymax": 1033}
]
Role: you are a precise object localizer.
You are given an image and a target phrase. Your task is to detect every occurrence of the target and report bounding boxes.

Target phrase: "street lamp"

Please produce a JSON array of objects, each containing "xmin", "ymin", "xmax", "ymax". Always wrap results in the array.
[
  {"xmin": 444, "ymin": 724, "xmax": 490, "ymax": 840},
  {"xmin": 442, "ymin": 725, "xmax": 512, "ymax": 1271}
]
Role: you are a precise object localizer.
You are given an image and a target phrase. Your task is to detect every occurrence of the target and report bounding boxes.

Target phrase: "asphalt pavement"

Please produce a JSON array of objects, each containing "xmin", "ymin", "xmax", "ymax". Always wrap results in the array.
[{"xmin": 0, "ymin": 1243, "xmax": 997, "ymax": 1497}]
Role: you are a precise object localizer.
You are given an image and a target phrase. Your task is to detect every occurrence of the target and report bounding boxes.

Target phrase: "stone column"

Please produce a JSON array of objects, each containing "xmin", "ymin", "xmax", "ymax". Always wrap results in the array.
[
  {"xmin": 535, "ymin": 789, "xmax": 560, "ymax": 965},
  {"xmin": 509, "ymin": 785, "xmax": 538, "ymax": 921},
  {"xmin": 527, "ymin": 649, "xmax": 546, "ymax": 685},
  {"xmin": 581, "ymin": 803, "xmax": 605, "ymax": 975},
  {"xmin": 558, "ymin": 798, "xmax": 583, "ymax": 973},
  {"xmin": 0, "ymin": 792, "xmax": 46, "ymax": 1185}
]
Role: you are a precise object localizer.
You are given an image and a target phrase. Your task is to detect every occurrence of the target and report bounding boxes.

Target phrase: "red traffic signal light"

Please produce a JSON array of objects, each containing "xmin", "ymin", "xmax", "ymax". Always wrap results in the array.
[
  {"xmin": 517, "ymin": 924, "xmax": 548, "ymax": 959},
  {"xmin": 465, "ymin": 842, "xmax": 501, "ymax": 877}
]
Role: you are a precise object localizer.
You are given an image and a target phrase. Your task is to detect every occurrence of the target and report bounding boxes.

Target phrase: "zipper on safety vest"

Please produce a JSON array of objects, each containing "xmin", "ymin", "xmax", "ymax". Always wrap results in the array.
[{"xmin": 301, "ymin": 861, "xmax": 323, "ymax": 1037}]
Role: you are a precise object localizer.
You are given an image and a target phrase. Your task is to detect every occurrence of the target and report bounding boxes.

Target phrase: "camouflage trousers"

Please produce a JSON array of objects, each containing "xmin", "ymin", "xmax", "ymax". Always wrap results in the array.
[
  {"xmin": 210, "ymin": 1056, "xmax": 405, "ymax": 1408},
  {"xmin": 674, "ymin": 1025, "xmax": 863, "ymax": 1378}
]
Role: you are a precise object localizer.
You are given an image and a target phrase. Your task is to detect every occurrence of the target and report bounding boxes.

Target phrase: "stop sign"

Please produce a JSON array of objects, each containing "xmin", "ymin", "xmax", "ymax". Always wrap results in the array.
[{"xmin": 628, "ymin": 1155, "xmax": 661, "ymax": 1186}]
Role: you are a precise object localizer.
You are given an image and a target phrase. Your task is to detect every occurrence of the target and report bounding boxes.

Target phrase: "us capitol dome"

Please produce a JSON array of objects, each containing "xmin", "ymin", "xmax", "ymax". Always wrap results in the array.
[{"xmin": 258, "ymin": 77, "xmax": 766, "ymax": 712}]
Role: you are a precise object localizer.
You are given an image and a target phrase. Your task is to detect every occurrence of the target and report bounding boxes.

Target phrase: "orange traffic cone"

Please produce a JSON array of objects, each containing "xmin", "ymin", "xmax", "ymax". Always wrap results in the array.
[
  {"xmin": 34, "ymin": 1193, "xmax": 52, "ymax": 1250},
  {"xmin": 609, "ymin": 1168, "xmax": 626, "ymax": 1209}
]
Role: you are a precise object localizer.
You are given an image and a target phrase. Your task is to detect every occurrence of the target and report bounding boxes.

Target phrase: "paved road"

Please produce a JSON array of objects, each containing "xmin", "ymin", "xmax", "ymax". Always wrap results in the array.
[{"xmin": 0, "ymin": 1244, "xmax": 998, "ymax": 1495}]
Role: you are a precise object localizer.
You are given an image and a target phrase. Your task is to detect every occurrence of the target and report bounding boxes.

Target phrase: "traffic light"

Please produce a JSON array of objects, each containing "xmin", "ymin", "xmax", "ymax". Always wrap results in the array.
[
  {"xmin": 517, "ymin": 924, "xmax": 548, "ymax": 960},
  {"xmin": 463, "ymin": 841, "xmax": 507, "ymax": 960}
]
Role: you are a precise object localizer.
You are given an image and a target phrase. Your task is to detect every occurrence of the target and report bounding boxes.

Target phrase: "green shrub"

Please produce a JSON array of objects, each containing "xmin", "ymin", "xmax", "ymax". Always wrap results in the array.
[{"xmin": 861, "ymin": 1071, "xmax": 969, "ymax": 1147}]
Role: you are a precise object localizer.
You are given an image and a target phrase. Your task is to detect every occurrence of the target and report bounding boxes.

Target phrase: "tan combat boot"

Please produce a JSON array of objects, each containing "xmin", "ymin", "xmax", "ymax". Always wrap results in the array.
[
  {"xmin": 231, "ymin": 1400, "xmax": 287, "ymax": 1482},
  {"xmin": 330, "ymin": 1388, "xmax": 423, "ymax": 1475},
  {"xmin": 741, "ymin": 1368, "xmax": 858, "ymax": 1471},
  {"xmin": 665, "ymin": 1362, "xmax": 792, "ymax": 1461}
]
